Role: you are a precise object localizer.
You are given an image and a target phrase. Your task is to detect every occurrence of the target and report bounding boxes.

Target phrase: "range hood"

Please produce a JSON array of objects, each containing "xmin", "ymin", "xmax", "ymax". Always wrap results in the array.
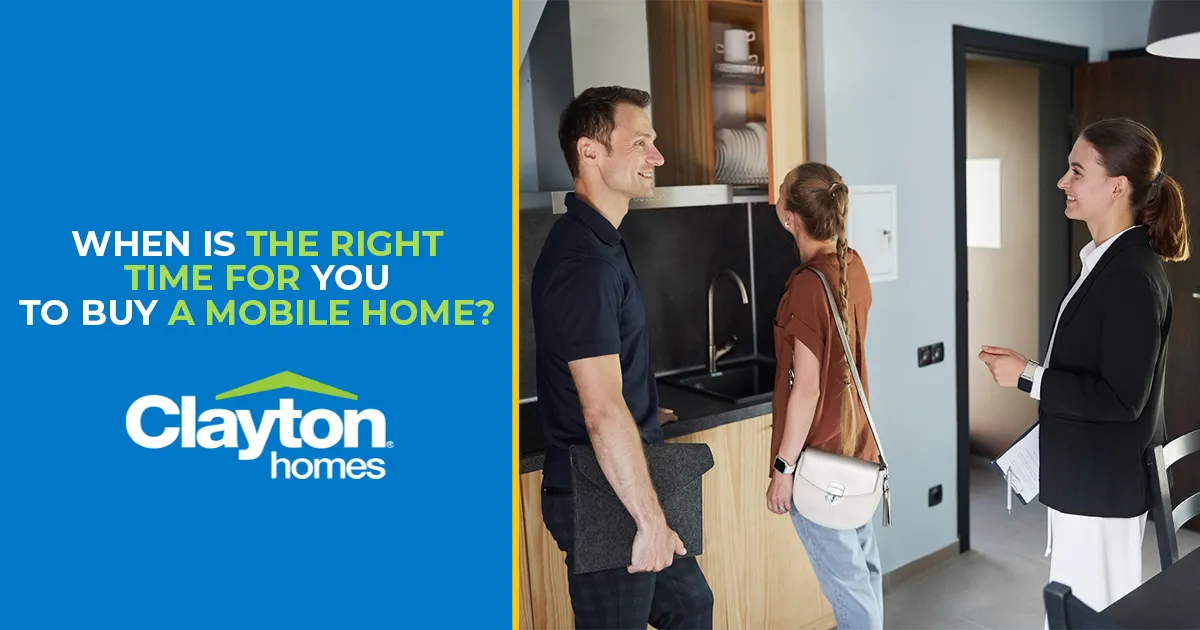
[{"xmin": 519, "ymin": 0, "xmax": 763, "ymax": 214}]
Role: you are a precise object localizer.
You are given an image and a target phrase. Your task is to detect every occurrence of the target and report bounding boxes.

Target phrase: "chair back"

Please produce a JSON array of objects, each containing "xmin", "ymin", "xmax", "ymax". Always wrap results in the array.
[
  {"xmin": 1145, "ymin": 428, "xmax": 1200, "ymax": 569},
  {"xmin": 1044, "ymin": 582, "xmax": 1121, "ymax": 629}
]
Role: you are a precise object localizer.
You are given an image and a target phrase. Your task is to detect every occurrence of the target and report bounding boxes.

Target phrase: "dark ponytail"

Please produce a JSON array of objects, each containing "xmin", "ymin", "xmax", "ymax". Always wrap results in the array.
[
  {"xmin": 1139, "ymin": 173, "xmax": 1190, "ymax": 262},
  {"xmin": 1080, "ymin": 118, "xmax": 1191, "ymax": 262}
]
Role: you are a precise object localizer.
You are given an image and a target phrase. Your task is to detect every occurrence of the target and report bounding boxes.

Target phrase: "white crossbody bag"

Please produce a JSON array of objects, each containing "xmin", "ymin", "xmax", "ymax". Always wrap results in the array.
[{"xmin": 786, "ymin": 268, "xmax": 891, "ymax": 530}]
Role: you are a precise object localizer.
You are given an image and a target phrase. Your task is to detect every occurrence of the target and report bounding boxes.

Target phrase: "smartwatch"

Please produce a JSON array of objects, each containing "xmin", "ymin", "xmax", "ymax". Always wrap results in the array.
[
  {"xmin": 774, "ymin": 455, "xmax": 797, "ymax": 475},
  {"xmin": 1017, "ymin": 360, "xmax": 1038, "ymax": 393}
]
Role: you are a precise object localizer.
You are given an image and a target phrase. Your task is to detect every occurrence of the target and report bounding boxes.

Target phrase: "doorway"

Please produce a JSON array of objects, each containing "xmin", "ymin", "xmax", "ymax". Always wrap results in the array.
[
  {"xmin": 964, "ymin": 56, "xmax": 1043, "ymax": 463},
  {"xmin": 953, "ymin": 26, "xmax": 1088, "ymax": 553}
]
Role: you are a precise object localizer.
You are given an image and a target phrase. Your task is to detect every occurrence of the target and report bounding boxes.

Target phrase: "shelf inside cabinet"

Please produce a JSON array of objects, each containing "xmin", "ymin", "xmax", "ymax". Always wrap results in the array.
[
  {"xmin": 646, "ymin": 0, "xmax": 787, "ymax": 192},
  {"xmin": 708, "ymin": 0, "xmax": 765, "ymax": 26},
  {"xmin": 712, "ymin": 66, "xmax": 765, "ymax": 87},
  {"xmin": 707, "ymin": 0, "xmax": 766, "ymax": 67},
  {"xmin": 707, "ymin": 0, "xmax": 768, "ymax": 190},
  {"xmin": 645, "ymin": 0, "xmax": 807, "ymax": 202}
]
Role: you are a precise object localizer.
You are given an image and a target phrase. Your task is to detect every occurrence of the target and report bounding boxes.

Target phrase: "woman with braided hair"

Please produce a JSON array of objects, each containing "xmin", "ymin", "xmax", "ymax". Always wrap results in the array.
[{"xmin": 765, "ymin": 162, "xmax": 884, "ymax": 629}]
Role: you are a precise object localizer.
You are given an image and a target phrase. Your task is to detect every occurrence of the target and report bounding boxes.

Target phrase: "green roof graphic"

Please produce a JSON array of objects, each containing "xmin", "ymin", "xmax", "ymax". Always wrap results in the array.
[{"xmin": 214, "ymin": 371, "xmax": 358, "ymax": 401}]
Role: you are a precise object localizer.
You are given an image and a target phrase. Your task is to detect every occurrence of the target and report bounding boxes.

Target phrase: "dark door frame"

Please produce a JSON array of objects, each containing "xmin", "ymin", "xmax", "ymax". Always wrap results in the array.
[{"xmin": 953, "ymin": 25, "xmax": 1090, "ymax": 553}]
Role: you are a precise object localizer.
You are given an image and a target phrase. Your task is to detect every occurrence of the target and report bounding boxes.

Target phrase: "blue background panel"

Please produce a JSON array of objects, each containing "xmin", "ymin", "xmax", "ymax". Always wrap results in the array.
[{"xmin": 1, "ymin": 2, "xmax": 512, "ymax": 627}]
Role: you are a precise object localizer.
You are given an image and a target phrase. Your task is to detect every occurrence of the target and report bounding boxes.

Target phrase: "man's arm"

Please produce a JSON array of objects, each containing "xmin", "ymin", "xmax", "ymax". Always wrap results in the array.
[
  {"xmin": 547, "ymin": 258, "xmax": 682, "ymax": 571},
  {"xmin": 569, "ymin": 354, "xmax": 667, "ymax": 531}
]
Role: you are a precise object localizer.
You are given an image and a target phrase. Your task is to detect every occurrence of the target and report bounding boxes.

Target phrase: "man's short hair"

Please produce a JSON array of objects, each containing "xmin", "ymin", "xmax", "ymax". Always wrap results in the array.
[{"xmin": 557, "ymin": 86, "xmax": 651, "ymax": 179}]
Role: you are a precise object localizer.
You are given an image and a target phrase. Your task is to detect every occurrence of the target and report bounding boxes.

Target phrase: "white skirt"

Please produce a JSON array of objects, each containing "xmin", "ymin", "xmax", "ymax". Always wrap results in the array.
[{"xmin": 1043, "ymin": 506, "xmax": 1146, "ymax": 629}]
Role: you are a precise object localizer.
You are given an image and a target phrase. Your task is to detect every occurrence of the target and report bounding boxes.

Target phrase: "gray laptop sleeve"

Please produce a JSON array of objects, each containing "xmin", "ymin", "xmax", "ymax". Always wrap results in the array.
[{"xmin": 568, "ymin": 442, "xmax": 715, "ymax": 574}]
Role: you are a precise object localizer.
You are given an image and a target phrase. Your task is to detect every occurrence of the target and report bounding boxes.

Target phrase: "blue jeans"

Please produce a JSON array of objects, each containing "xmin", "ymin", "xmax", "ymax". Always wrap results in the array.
[{"xmin": 790, "ymin": 507, "xmax": 884, "ymax": 630}]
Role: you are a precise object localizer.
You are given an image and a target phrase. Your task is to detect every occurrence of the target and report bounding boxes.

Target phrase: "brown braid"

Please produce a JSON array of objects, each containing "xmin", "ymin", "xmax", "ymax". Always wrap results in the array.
[
  {"xmin": 782, "ymin": 164, "xmax": 860, "ymax": 458},
  {"xmin": 831, "ymin": 183, "xmax": 858, "ymax": 457}
]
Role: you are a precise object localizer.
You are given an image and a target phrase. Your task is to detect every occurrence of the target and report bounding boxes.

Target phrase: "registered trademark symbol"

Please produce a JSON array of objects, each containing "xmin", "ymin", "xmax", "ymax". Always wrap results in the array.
[{"xmin": 386, "ymin": 441, "xmax": 393, "ymax": 448}]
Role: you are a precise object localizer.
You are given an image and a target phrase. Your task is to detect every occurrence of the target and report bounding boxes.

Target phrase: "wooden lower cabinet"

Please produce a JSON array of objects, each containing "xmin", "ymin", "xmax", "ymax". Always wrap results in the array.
[
  {"xmin": 518, "ymin": 495, "xmax": 536, "ymax": 630},
  {"xmin": 519, "ymin": 469, "xmax": 574, "ymax": 629},
  {"xmin": 518, "ymin": 414, "xmax": 835, "ymax": 629}
]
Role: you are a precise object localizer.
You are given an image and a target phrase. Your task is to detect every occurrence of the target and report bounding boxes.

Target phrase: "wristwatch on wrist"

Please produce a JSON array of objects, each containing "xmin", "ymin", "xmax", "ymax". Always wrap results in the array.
[
  {"xmin": 1017, "ymin": 360, "xmax": 1038, "ymax": 393},
  {"xmin": 774, "ymin": 455, "xmax": 797, "ymax": 475}
]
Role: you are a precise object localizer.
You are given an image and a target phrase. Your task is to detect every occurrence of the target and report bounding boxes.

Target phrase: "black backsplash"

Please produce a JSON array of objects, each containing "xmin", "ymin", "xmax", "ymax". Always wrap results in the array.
[
  {"xmin": 752, "ymin": 203, "xmax": 801, "ymax": 356},
  {"xmin": 518, "ymin": 201, "xmax": 800, "ymax": 400}
]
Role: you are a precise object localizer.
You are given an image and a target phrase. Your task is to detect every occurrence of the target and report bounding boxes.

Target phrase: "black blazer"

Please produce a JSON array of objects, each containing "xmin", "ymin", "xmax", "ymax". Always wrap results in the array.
[{"xmin": 1039, "ymin": 225, "xmax": 1173, "ymax": 518}]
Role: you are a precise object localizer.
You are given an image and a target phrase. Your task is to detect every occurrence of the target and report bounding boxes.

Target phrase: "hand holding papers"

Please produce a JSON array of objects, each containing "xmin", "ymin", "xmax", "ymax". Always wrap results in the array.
[{"xmin": 991, "ymin": 423, "xmax": 1039, "ymax": 512}]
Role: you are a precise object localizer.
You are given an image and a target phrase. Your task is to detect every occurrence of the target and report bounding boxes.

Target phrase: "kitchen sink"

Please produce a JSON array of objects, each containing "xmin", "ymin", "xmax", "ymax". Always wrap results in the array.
[{"xmin": 660, "ymin": 356, "xmax": 777, "ymax": 405}]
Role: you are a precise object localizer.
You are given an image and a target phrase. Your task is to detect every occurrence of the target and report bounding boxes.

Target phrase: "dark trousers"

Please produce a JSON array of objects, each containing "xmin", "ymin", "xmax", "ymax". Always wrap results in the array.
[{"xmin": 541, "ymin": 488, "xmax": 714, "ymax": 630}]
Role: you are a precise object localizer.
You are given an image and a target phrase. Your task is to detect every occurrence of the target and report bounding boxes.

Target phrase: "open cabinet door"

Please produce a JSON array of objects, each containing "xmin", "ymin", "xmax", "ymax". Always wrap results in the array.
[{"xmin": 1072, "ymin": 55, "xmax": 1200, "ymax": 532}]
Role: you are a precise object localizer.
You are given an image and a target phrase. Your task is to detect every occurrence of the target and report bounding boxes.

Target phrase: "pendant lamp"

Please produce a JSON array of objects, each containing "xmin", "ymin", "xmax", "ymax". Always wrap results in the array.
[{"xmin": 1146, "ymin": 0, "xmax": 1200, "ymax": 58}]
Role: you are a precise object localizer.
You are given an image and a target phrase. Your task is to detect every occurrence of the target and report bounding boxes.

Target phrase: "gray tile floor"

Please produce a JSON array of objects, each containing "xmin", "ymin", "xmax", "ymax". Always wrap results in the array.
[{"xmin": 882, "ymin": 465, "xmax": 1200, "ymax": 629}]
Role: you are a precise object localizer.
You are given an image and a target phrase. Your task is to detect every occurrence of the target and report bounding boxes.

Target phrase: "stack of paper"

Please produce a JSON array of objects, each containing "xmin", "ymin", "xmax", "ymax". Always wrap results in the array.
[{"xmin": 991, "ymin": 423, "xmax": 1040, "ymax": 508}]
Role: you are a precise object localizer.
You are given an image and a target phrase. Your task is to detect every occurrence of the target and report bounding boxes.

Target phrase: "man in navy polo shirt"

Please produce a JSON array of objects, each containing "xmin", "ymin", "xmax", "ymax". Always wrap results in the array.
[{"xmin": 531, "ymin": 86, "xmax": 714, "ymax": 629}]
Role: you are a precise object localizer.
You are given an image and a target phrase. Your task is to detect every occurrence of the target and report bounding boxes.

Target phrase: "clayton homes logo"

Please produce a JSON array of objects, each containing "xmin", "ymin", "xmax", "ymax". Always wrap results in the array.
[{"xmin": 126, "ymin": 371, "xmax": 390, "ymax": 479}]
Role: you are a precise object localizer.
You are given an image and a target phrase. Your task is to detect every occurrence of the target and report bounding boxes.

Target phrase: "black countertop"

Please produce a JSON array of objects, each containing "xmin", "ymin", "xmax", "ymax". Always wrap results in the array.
[{"xmin": 519, "ymin": 363, "xmax": 775, "ymax": 474}]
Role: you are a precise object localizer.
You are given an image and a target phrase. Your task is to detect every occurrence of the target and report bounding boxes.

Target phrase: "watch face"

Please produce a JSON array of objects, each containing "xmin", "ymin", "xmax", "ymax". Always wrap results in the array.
[{"xmin": 774, "ymin": 458, "xmax": 787, "ymax": 473}]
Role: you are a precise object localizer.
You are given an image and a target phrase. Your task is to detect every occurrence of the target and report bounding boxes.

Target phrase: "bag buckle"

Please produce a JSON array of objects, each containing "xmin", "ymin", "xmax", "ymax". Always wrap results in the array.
[{"xmin": 824, "ymin": 482, "xmax": 846, "ymax": 506}]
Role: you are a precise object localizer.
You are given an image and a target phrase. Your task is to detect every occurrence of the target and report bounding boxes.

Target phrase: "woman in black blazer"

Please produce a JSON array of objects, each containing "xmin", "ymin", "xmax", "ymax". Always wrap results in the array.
[{"xmin": 979, "ymin": 118, "xmax": 1190, "ymax": 616}]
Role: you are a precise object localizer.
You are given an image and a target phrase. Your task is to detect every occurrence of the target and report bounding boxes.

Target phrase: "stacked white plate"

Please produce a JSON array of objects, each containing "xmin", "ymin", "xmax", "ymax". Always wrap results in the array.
[
  {"xmin": 714, "ymin": 62, "xmax": 765, "ymax": 78},
  {"xmin": 715, "ymin": 121, "xmax": 768, "ymax": 185}
]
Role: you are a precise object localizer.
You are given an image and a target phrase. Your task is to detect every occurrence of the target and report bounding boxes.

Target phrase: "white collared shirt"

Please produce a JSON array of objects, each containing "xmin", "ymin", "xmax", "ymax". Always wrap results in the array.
[{"xmin": 1030, "ymin": 225, "xmax": 1140, "ymax": 400}]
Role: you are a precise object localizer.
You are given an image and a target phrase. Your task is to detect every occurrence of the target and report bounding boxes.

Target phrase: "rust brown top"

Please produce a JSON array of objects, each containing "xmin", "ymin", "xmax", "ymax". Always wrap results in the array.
[{"xmin": 770, "ymin": 249, "xmax": 879, "ymax": 476}]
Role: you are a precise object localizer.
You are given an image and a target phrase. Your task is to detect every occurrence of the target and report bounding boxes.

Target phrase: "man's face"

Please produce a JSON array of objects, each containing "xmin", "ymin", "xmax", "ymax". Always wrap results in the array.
[{"xmin": 595, "ymin": 103, "xmax": 665, "ymax": 199}]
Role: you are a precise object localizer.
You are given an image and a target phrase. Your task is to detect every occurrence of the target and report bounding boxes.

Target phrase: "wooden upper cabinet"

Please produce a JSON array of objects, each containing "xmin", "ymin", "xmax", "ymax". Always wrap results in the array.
[
  {"xmin": 763, "ymin": 0, "xmax": 807, "ymax": 205},
  {"xmin": 646, "ymin": 0, "xmax": 807, "ymax": 205}
]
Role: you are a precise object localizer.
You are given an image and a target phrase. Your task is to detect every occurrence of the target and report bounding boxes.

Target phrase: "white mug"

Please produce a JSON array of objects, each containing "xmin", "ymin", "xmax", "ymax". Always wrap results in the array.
[{"xmin": 715, "ymin": 28, "xmax": 756, "ymax": 63}]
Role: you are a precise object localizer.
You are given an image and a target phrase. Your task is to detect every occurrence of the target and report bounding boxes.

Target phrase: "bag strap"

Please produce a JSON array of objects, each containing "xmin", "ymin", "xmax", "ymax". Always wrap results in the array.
[{"xmin": 798, "ymin": 267, "xmax": 888, "ymax": 470}]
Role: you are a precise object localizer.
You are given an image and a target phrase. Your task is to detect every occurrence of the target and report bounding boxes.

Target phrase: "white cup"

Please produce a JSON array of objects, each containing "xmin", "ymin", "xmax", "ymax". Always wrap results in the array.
[{"xmin": 715, "ymin": 28, "xmax": 756, "ymax": 63}]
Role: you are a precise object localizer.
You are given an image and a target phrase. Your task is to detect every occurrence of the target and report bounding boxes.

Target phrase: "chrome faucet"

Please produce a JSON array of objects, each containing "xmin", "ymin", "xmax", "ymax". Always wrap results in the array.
[{"xmin": 708, "ymin": 269, "xmax": 749, "ymax": 373}]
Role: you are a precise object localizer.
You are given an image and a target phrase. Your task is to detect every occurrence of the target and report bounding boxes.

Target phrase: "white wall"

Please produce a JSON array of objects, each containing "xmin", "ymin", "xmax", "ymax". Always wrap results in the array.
[
  {"xmin": 1103, "ymin": 0, "xmax": 1154, "ymax": 51},
  {"xmin": 806, "ymin": 0, "xmax": 1153, "ymax": 573}
]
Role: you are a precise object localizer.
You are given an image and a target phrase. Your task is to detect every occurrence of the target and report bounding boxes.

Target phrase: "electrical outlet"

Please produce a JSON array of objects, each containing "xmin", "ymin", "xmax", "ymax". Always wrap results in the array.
[
  {"xmin": 929, "ymin": 484, "xmax": 943, "ymax": 507},
  {"xmin": 917, "ymin": 345, "xmax": 933, "ymax": 367},
  {"xmin": 917, "ymin": 343, "xmax": 946, "ymax": 368}
]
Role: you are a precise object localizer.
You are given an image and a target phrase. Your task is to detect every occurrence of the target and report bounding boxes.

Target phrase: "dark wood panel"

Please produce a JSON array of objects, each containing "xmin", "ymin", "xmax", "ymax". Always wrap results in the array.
[
  {"xmin": 645, "ymin": 0, "xmax": 713, "ymax": 186},
  {"xmin": 1074, "ymin": 57, "xmax": 1200, "ymax": 531}
]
